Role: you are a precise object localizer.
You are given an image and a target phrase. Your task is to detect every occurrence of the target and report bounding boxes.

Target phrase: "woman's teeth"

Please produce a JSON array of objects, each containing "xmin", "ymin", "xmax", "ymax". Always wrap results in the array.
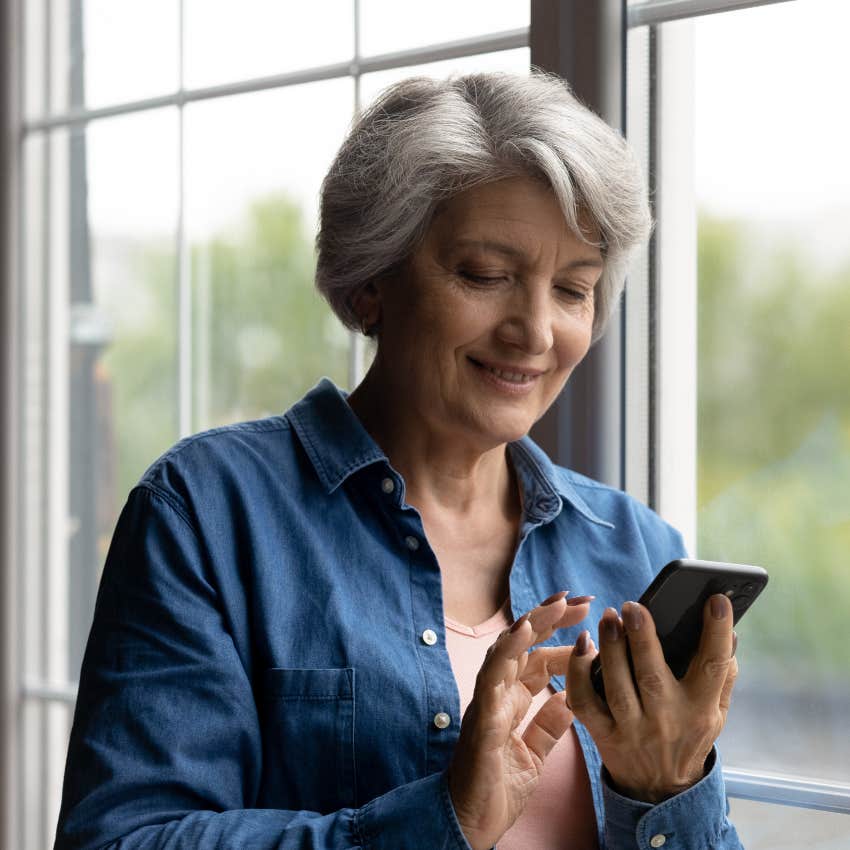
[{"xmin": 485, "ymin": 366, "xmax": 534, "ymax": 384}]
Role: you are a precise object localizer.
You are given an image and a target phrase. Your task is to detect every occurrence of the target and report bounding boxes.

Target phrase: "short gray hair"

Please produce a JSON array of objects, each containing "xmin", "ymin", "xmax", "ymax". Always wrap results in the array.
[{"xmin": 316, "ymin": 71, "xmax": 651, "ymax": 341}]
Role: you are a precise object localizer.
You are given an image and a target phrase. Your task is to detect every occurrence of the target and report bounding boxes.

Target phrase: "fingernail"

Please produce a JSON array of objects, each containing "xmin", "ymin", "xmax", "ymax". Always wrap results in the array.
[
  {"xmin": 622, "ymin": 601, "xmax": 643, "ymax": 632},
  {"xmin": 711, "ymin": 594, "xmax": 729, "ymax": 620},
  {"xmin": 575, "ymin": 630, "xmax": 590, "ymax": 656},
  {"xmin": 567, "ymin": 594, "xmax": 596, "ymax": 607},
  {"xmin": 510, "ymin": 613, "xmax": 529, "ymax": 633},
  {"xmin": 601, "ymin": 609, "xmax": 621, "ymax": 642},
  {"xmin": 541, "ymin": 590, "xmax": 568, "ymax": 606},
  {"xmin": 732, "ymin": 632, "xmax": 738, "ymax": 657}
]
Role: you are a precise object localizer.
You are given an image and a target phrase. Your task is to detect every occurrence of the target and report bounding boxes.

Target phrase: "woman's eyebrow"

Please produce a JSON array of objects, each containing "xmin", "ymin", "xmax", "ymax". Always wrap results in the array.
[{"xmin": 453, "ymin": 238, "xmax": 604, "ymax": 271}]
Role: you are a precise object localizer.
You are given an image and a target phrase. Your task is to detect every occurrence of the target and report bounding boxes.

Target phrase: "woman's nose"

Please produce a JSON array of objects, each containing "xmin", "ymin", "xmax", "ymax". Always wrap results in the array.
[{"xmin": 496, "ymin": 286, "xmax": 555, "ymax": 355}]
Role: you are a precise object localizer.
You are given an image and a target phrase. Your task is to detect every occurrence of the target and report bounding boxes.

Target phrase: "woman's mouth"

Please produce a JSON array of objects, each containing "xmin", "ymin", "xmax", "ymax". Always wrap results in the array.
[{"xmin": 469, "ymin": 358, "xmax": 542, "ymax": 392}]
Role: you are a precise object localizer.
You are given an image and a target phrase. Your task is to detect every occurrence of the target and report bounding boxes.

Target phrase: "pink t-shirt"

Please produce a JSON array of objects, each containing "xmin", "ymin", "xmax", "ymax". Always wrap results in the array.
[{"xmin": 444, "ymin": 601, "xmax": 599, "ymax": 849}]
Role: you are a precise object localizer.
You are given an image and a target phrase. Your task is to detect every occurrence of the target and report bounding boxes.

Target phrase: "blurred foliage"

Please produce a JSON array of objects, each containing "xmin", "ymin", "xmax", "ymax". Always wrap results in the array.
[
  {"xmin": 696, "ymin": 214, "xmax": 850, "ymax": 681},
  {"xmin": 99, "ymin": 193, "xmax": 349, "ymax": 524}
]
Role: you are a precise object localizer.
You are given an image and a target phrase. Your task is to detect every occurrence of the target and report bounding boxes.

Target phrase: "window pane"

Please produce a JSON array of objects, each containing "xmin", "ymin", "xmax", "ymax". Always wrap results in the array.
[
  {"xmin": 359, "ymin": 0, "xmax": 529, "ymax": 56},
  {"xmin": 693, "ymin": 0, "xmax": 850, "ymax": 782},
  {"xmin": 70, "ymin": 109, "xmax": 180, "ymax": 686},
  {"xmin": 184, "ymin": 79, "xmax": 354, "ymax": 429},
  {"xmin": 47, "ymin": 0, "xmax": 180, "ymax": 113},
  {"xmin": 23, "ymin": 0, "xmax": 47, "ymax": 120},
  {"xmin": 184, "ymin": 0, "xmax": 354, "ymax": 89},
  {"xmin": 728, "ymin": 798, "xmax": 850, "ymax": 849},
  {"xmin": 359, "ymin": 47, "xmax": 530, "ymax": 108}
]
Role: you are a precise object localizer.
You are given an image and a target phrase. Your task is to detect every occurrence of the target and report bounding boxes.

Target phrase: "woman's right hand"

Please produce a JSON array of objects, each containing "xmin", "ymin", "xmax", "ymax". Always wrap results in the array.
[{"xmin": 447, "ymin": 592, "xmax": 592, "ymax": 850}]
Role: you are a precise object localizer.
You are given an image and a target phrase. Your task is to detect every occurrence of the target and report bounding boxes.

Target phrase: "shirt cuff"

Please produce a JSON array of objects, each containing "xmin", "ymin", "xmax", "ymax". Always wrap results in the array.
[
  {"xmin": 602, "ymin": 748, "xmax": 733, "ymax": 849},
  {"xmin": 354, "ymin": 771, "xmax": 473, "ymax": 850}
]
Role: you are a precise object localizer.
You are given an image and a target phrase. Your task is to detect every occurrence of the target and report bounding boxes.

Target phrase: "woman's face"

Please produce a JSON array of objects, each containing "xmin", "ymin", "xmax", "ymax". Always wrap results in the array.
[{"xmin": 370, "ymin": 176, "xmax": 603, "ymax": 448}]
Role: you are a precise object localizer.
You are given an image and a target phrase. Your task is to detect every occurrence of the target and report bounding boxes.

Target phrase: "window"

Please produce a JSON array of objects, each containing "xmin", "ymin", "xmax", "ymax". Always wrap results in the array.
[
  {"xmin": 625, "ymin": 0, "xmax": 850, "ymax": 844},
  {"xmin": 8, "ymin": 2, "xmax": 530, "ymax": 845}
]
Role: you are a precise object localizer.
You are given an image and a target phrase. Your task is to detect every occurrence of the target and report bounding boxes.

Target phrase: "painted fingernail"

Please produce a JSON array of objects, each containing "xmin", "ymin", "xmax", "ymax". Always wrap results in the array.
[
  {"xmin": 711, "ymin": 594, "xmax": 729, "ymax": 620},
  {"xmin": 732, "ymin": 632, "xmax": 738, "ymax": 657},
  {"xmin": 567, "ymin": 595, "xmax": 596, "ymax": 607},
  {"xmin": 601, "ymin": 609, "xmax": 621, "ymax": 642},
  {"xmin": 510, "ymin": 613, "xmax": 529, "ymax": 633},
  {"xmin": 622, "ymin": 601, "xmax": 642, "ymax": 632},
  {"xmin": 541, "ymin": 590, "xmax": 568, "ymax": 606},
  {"xmin": 575, "ymin": 630, "xmax": 590, "ymax": 656}
]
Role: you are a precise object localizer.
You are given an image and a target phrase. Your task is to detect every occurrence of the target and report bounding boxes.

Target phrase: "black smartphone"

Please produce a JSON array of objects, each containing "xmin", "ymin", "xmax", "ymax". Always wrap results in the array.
[{"xmin": 590, "ymin": 558, "xmax": 769, "ymax": 701}]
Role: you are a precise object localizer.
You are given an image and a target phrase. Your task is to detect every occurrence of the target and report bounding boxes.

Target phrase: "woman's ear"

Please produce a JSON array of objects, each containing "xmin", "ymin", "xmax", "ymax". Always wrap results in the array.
[{"xmin": 352, "ymin": 281, "xmax": 382, "ymax": 336}]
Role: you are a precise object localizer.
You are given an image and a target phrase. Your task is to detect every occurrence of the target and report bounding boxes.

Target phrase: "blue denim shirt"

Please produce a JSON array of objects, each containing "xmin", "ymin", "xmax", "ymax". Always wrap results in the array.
[{"xmin": 56, "ymin": 379, "xmax": 743, "ymax": 850}]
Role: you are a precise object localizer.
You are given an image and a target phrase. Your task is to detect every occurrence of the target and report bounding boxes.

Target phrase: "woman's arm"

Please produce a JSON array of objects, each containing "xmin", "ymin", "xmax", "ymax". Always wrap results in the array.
[{"xmin": 54, "ymin": 486, "xmax": 471, "ymax": 850}]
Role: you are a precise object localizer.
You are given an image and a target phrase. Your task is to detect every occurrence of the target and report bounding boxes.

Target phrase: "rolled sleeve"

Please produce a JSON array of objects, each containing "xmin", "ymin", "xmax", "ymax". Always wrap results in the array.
[{"xmin": 602, "ymin": 749, "xmax": 744, "ymax": 850}]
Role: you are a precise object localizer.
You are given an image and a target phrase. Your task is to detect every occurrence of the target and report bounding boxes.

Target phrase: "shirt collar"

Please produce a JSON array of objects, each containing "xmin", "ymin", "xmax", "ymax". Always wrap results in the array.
[
  {"xmin": 509, "ymin": 438, "xmax": 615, "ymax": 528},
  {"xmin": 286, "ymin": 378, "xmax": 388, "ymax": 492},
  {"xmin": 287, "ymin": 378, "xmax": 614, "ymax": 528}
]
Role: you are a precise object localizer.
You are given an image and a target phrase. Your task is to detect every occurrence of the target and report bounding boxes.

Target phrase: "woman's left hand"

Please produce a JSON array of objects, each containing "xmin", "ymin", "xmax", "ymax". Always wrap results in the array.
[{"xmin": 566, "ymin": 594, "xmax": 738, "ymax": 804}]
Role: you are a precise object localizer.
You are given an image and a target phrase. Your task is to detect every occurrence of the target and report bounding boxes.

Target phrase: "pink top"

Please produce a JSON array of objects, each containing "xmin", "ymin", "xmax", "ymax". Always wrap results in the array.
[{"xmin": 444, "ymin": 601, "xmax": 599, "ymax": 849}]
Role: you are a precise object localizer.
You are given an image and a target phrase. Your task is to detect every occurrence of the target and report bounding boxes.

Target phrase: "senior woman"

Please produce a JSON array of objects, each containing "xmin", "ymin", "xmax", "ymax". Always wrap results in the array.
[{"xmin": 56, "ymin": 72, "xmax": 742, "ymax": 850}]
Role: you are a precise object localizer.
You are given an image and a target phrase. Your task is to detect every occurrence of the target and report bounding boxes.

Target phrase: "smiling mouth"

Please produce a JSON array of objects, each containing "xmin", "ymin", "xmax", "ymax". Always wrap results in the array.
[{"xmin": 469, "ymin": 358, "xmax": 541, "ymax": 385}]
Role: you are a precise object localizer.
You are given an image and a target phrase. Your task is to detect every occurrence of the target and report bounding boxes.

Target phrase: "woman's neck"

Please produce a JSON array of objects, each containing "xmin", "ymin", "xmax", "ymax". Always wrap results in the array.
[{"xmin": 347, "ymin": 368, "xmax": 519, "ymax": 520}]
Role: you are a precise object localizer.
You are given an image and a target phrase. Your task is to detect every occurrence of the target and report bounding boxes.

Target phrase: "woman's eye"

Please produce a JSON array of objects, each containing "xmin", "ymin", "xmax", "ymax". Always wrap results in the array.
[
  {"xmin": 557, "ymin": 284, "xmax": 591, "ymax": 302},
  {"xmin": 459, "ymin": 270, "xmax": 506, "ymax": 285}
]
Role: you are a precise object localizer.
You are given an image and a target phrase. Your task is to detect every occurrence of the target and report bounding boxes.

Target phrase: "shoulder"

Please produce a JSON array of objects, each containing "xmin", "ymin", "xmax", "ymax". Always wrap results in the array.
[
  {"xmin": 136, "ymin": 415, "xmax": 297, "ymax": 509},
  {"xmin": 552, "ymin": 464, "xmax": 688, "ymax": 566}
]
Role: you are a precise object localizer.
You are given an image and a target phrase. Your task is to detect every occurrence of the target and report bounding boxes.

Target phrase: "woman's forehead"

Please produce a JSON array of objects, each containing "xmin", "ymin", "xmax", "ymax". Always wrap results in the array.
[{"xmin": 426, "ymin": 179, "xmax": 603, "ymax": 264}]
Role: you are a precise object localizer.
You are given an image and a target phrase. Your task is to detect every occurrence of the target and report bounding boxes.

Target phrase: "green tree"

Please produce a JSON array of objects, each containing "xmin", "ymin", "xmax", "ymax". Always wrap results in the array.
[
  {"xmin": 99, "ymin": 193, "xmax": 349, "ymax": 532},
  {"xmin": 697, "ymin": 213, "xmax": 850, "ymax": 679}
]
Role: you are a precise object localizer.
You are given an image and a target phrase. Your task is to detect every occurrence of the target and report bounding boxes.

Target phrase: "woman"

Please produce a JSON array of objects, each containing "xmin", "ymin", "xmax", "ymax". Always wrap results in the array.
[{"xmin": 56, "ymin": 72, "xmax": 742, "ymax": 849}]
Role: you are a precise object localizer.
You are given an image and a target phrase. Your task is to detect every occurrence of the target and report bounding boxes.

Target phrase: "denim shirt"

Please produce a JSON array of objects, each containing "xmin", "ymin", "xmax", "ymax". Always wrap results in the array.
[{"xmin": 56, "ymin": 378, "xmax": 743, "ymax": 850}]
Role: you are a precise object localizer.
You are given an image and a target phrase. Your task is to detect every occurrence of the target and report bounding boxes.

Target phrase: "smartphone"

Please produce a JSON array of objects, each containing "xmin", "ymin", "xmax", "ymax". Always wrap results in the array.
[{"xmin": 590, "ymin": 558, "xmax": 769, "ymax": 701}]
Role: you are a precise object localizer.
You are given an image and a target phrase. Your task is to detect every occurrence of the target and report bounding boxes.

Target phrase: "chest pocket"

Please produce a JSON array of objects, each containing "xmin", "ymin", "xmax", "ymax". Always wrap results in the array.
[{"xmin": 258, "ymin": 667, "xmax": 356, "ymax": 812}]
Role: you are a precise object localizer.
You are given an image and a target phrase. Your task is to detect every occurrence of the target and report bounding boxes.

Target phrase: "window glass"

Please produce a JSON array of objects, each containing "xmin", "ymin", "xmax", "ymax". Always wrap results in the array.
[
  {"xmin": 729, "ymin": 798, "xmax": 850, "ymax": 849},
  {"xmin": 23, "ymin": 0, "xmax": 47, "ymax": 120},
  {"xmin": 359, "ymin": 47, "xmax": 530, "ymax": 108},
  {"xmin": 693, "ymin": 0, "xmax": 850, "ymax": 783},
  {"xmin": 80, "ymin": 0, "xmax": 179, "ymax": 110},
  {"xmin": 184, "ymin": 0, "xmax": 354, "ymax": 89},
  {"xmin": 184, "ymin": 79, "xmax": 354, "ymax": 430},
  {"xmin": 83, "ymin": 108, "xmax": 181, "ymax": 544},
  {"xmin": 359, "ymin": 0, "xmax": 529, "ymax": 56}
]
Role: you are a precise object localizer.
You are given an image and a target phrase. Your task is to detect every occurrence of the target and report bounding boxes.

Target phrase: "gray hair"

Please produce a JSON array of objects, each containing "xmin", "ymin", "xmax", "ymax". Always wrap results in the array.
[{"xmin": 315, "ymin": 71, "xmax": 651, "ymax": 342}]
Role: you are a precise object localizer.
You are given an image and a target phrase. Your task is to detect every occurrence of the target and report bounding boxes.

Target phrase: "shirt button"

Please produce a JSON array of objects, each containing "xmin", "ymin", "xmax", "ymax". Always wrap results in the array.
[
  {"xmin": 433, "ymin": 712, "xmax": 451, "ymax": 730},
  {"xmin": 421, "ymin": 629, "xmax": 438, "ymax": 646},
  {"xmin": 404, "ymin": 535, "xmax": 419, "ymax": 551},
  {"xmin": 381, "ymin": 477, "xmax": 395, "ymax": 494},
  {"xmin": 650, "ymin": 836, "xmax": 667, "ymax": 848}
]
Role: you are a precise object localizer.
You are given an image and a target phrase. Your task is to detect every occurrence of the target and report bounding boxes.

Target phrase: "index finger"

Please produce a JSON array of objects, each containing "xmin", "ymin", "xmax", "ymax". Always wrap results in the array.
[
  {"xmin": 527, "ymin": 592, "xmax": 595, "ymax": 644},
  {"xmin": 683, "ymin": 594, "xmax": 735, "ymax": 701}
]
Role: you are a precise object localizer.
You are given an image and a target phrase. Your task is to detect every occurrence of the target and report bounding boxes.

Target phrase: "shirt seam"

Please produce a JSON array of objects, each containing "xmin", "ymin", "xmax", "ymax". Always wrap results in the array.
[{"xmin": 134, "ymin": 482, "xmax": 201, "ymax": 542}]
